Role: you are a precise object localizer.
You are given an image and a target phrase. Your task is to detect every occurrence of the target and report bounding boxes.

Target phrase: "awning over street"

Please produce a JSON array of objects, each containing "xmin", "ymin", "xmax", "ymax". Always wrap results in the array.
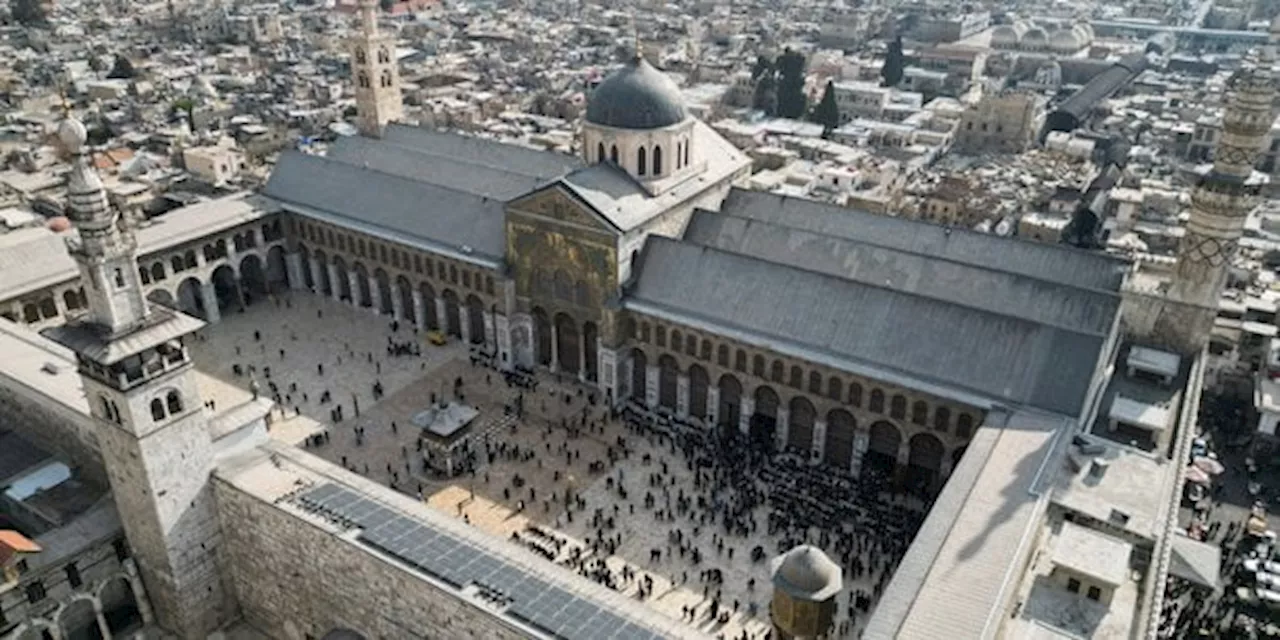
[{"xmin": 1169, "ymin": 533, "xmax": 1221, "ymax": 591}]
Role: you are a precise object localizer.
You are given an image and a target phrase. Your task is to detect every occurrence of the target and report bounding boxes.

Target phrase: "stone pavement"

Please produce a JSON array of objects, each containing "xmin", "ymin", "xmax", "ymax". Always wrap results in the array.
[{"xmin": 189, "ymin": 292, "xmax": 876, "ymax": 638}]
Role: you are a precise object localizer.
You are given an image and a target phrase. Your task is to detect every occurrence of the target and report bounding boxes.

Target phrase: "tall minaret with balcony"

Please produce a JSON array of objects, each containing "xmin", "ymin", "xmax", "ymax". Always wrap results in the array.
[
  {"xmin": 43, "ymin": 115, "xmax": 233, "ymax": 637},
  {"xmin": 351, "ymin": 0, "xmax": 402, "ymax": 137}
]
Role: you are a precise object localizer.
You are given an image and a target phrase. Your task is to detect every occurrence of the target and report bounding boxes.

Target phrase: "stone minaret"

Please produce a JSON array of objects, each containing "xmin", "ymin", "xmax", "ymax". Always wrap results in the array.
[
  {"xmin": 351, "ymin": 0, "xmax": 402, "ymax": 137},
  {"xmin": 44, "ymin": 116, "xmax": 233, "ymax": 638},
  {"xmin": 1170, "ymin": 36, "xmax": 1276, "ymax": 308}
]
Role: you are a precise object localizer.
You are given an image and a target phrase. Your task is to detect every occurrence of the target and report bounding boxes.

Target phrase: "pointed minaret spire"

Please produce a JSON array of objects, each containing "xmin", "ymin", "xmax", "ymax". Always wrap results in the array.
[{"xmin": 58, "ymin": 111, "xmax": 151, "ymax": 334}]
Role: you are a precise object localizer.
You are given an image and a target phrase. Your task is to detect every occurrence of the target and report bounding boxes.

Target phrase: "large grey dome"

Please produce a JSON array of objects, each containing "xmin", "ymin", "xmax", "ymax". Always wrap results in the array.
[{"xmin": 586, "ymin": 56, "xmax": 687, "ymax": 130}]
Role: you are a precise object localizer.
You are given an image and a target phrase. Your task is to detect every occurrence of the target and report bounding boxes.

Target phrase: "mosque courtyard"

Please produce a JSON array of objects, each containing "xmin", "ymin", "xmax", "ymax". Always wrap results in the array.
[{"xmin": 188, "ymin": 293, "xmax": 927, "ymax": 639}]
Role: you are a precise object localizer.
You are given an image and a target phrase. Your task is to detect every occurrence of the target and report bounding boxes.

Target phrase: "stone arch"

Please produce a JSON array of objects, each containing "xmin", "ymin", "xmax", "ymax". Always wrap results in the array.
[
  {"xmin": 374, "ymin": 268, "xmax": 393, "ymax": 315},
  {"xmin": 314, "ymin": 250, "xmax": 333, "ymax": 295},
  {"xmin": 688, "ymin": 364, "xmax": 708, "ymax": 420},
  {"xmin": 718, "ymin": 373, "xmax": 742, "ymax": 429},
  {"xmin": 532, "ymin": 307, "xmax": 551, "ymax": 366},
  {"xmin": 396, "ymin": 276, "xmax": 415, "ymax": 324},
  {"xmin": 351, "ymin": 262, "xmax": 371, "ymax": 308},
  {"xmin": 22, "ymin": 302, "xmax": 39, "ymax": 323},
  {"xmin": 610, "ymin": 144, "xmax": 618, "ymax": 163},
  {"xmin": 554, "ymin": 312, "xmax": 579, "ymax": 373},
  {"xmin": 789, "ymin": 365, "xmax": 803, "ymax": 389},
  {"xmin": 174, "ymin": 278, "xmax": 202, "ymax": 318},
  {"xmin": 630, "ymin": 348, "xmax": 648, "ymax": 403},
  {"xmin": 358, "ymin": 72, "xmax": 369, "ymax": 88},
  {"xmin": 907, "ymin": 432, "xmax": 946, "ymax": 492},
  {"xmin": 717, "ymin": 344, "xmax": 729, "ymax": 367},
  {"xmin": 170, "ymin": 255, "xmax": 184, "ymax": 274},
  {"xmin": 239, "ymin": 254, "xmax": 268, "ymax": 303},
  {"xmin": 671, "ymin": 329, "xmax": 682, "ymax": 354},
  {"xmin": 211, "ymin": 264, "xmax": 240, "ymax": 311},
  {"xmin": 934, "ymin": 407, "xmax": 951, "ymax": 432},
  {"xmin": 912, "ymin": 400, "xmax": 928, "ymax": 425},
  {"xmin": 583, "ymin": 321, "xmax": 599, "ymax": 381},
  {"xmin": 58, "ymin": 595, "xmax": 102, "ymax": 640},
  {"xmin": 99, "ymin": 575, "xmax": 141, "ymax": 635},
  {"xmin": 150, "ymin": 398, "xmax": 166, "ymax": 421},
  {"xmin": 441, "ymin": 289, "xmax": 461, "ymax": 338},
  {"xmin": 296, "ymin": 244, "xmax": 314, "ymax": 289},
  {"xmin": 184, "ymin": 249, "xmax": 198, "ymax": 270},
  {"xmin": 869, "ymin": 388, "xmax": 884, "ymax": 413},
  {"xmin": 827, "ymin": 376, "xmax": 842, "ymax": 401},
  {"xmin": 38, "ymin": 296, "xmax": 57, "ymax": 319},
  {"xmin": 866, "ymin": 421, "xmax": 902, "ymax": 475},
  {"xmin": 637, "ymin": 146, "xmax": 647, "ymax": 176},
  {"xmin": 597, "ymin": 142, "xmax": 605, "ymax": 163},
  {"xmin": 265, "ymin": 244, "xmax": 289, "ymax": 292},
  {"xmin": 165, "ymin": 389, "xmax": 183, "ymax": 415},
  {"xmin": 787, "ymin": 396, "xmax": 815, "ymax": 454},
  {"xmin": 150, "ymin": 262, "xmax": 166, "ymax": 282},
  {"xmin": 808, "ymin": 371, "xmax": 822, "ymax": 394},
  {"xmin": 770, "ymin": 359, "xmax": 784, "ymax": 383},
  {"xmin": 699, "ymin": 339, "xmax": 711, "ymax": 361},
  {"xmin": 653, "ymin": 145, "xmax": 663, "ymax": 175},
  {"xmin": 466, "ymin": 295, "xmax": 484, "ymax": 345},
  {"xmin": 419, "ymin": 281, "xmax": 438, "ymax": 330},
  {"xmin": 657, "ymin": 354, "xmax": 678, "ymax": 410},
  {"xmin": 63, "ymin": 288, "xmax": 83, "ymax": 311},
  {"xmin": 332, "ymin": 256, "xmax": 351, "ymax": 301},
  {"xmin": 890, "ymin": 394, "xmax": 907, "ymax": 419},
  {"xmin": 848, "ymin": 382, "xmax": 863, "ymax": 407},
  {"xmin": 751, "ymin": 353, "xmax": 763, "ymax": 376},
  {"xmin": 957, "ymin": 413, "xmax": 975, "ymax": 438},
  {"xmin": 751, "ymin": 385, "xmax": 779, "ymax": 450},
  {"xmin": 824, "ymin": 409, "xmax": 856, "ymax": 470}
]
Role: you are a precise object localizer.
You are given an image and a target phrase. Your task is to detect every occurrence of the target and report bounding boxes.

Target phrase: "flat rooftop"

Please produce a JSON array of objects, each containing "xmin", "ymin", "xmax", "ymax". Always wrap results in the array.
[
  {"xmin": 1091, "ymin": 343, "xmax": 1189, "ymax": 454},
  {"xmin": 1050, "ymin": 437, "xmax": 1176, "ymax": 541},
  {"xmin": 1050, "ymin": 520, "xmax": 1132, "ymax": 587},
  {"xmin": 215, "ymin": 441, "xmax": 705, "ymax": 640}
]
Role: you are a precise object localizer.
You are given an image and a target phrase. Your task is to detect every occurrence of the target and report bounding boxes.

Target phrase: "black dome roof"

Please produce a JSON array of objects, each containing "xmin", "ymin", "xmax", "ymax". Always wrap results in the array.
[{"xmin": 585, "ymin": 57, "xmax": 687, "ymax": 130}]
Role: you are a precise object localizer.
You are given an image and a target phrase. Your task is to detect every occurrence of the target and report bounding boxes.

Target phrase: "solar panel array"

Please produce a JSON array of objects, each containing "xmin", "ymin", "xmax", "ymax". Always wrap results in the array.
[{"xmin": 296, "ymin": 483, "xmax": 672, "ymax": 640}]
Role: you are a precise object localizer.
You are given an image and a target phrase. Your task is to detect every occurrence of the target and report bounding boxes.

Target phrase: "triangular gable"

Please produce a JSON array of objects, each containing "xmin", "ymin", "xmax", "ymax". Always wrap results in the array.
[{"xmin": 506, "ymin": 182, "xmax": 619, "ymax": 234}]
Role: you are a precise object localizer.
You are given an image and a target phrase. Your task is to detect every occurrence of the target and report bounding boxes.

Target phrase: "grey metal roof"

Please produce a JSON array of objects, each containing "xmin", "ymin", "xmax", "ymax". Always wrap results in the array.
[
  {"xmin": 682, "ymin": 211, "xmax": 1121, "ymax": 335},
  {"xmin": 627, "ymin": 238, "xmax": 1105, "ymax": 415},
  {"xmin": 379, "ymin": 124, "xmax": 582, "ymax": 179},
  {"xmin": 327, "ymin": 134, "xmax": 561, "ymax": 201},
  {"xmin": 719, "ymin": 188, "xmax": 1131, "ymax": 292},
  {"xmin": 263, "ymin": 151, "xmax": 506, "ymax": 260},
  {"xmin": 586, "ymin": 57, "xmax": 688, "ymax": 130},
  {"xmin": 1049, "ymin": 52, "xmax": 1148, "ymax": 127},
  {"xmin": 43, "ymin": 306, "xmax": 205, "ymax": 365}
]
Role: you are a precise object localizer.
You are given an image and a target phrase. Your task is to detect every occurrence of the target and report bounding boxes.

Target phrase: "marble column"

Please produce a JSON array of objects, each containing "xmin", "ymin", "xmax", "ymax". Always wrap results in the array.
[
  {"xmin": 812, "ymin": 420, "xmax": 827, "ymax": 463},
  {"xmin": 851, "ymin": 430, "xmax": 869, "ymax": 477},
  {"xmin": 495, "ymin": 313, "xmax": 513, "ymax": 369},
  {"xmin": 483, "ymin": 311, "xmax": 495, "ymax": 352},
  {"xmin": 776, "ymin": 408, "xmax": 791, "ymax": 454},
  {"xmin": 435, "ymin": 298, "xmax": 448, "ymax": 335},
  {"xmin": 459, "ymin": 306, "xmax": 471, "ymax": 344},
  {"xmin": 285, "ymin": 252, "xmax": 304, "ymax": 291},
  {"xmin": 327, "ymin": 264, "xmax": 341, "ymax": 301},
  {"xmin": 346, "ymin": 271, "xmax": 361, "ymax": 307},
  {"xmin": 391, "ymin": 287, "xmax": 404, "ymax": 321},
  {"xmin": 645, "ymin": 364, "xmax": 659, "ymax": 408},
  {"xmin": 549, "ymin": 323, "xmax": 560, "ymax": 371},
  {"xmin": 309, "ymin": 258, "xmax": 322, "ymax": 292},
  {"xmin": 200, "ymin": 280, "xmax": 221, "ymax": 324},
  {"xmin": 707, "ymin": 386, "xmax": 720, "ymax": 426},
  {"xmin": 411, "ymin": 288, "xmax": 425, "ymax": 331},
  {"xmin": 366, "ymin": 275, "xmax": 379, "ymax": 312},
  {"xmin": 739, "ymin": 397, "xmax": 754, "ymax": 435},
  {"xmin": 578, "ymin": 334, "xmax": 587, "ymax": 382},
  {"xmin": 940, "ymin": 454, "xmax": 955, "ymax": 480},
  {"xmin": 598, "ymin": 347, "xmax": 618, "ymax": 402},
  {"xmin": 621, "ymin": 355, "xmax": 634, "ymax": 401},
  {"xmin": 94, "ymin": 604, "xmax": 111, "ymax": 640},
  {"xmin": 676, "ymin": 374, "xmax": 690, "ymax": 419}
]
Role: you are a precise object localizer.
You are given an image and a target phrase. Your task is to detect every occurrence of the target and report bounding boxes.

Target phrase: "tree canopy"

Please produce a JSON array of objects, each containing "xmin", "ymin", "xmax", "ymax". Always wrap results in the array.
[
  {"xmin": 106, "ymin": 55, "xmax": 136, "ymax": 79},
  {"xmin": 775, "ymin": 48, "xmax": 808, "ymax": 119},
  {"xmin": 811, "ymin": 80, "xmax": 839, "ymax": 136},
  {"xmin": 881, "ymin": 35, "xmax": 904, "ymax": 88},
  {"xmin": 11, "ymin": 0, "xmax": 47, "ymax": 26}
]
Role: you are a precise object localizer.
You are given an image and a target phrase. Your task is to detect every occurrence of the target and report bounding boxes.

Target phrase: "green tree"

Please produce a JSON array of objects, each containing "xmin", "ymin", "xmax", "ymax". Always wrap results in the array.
[
  {"xmin": 811, "ymin": 80, "xmax": 839, "ymax": 137},
  {"xmin": 881, "ymin": 35, "xmax": 904, "ymax": 88},
  {"xmin": 775, "ymin": 48, "xmax": 808, "ymax": 119},
  {"xmin": 172, "ymin": 97, "xmax": 196, "ymax": 123},
  {"xmin": 107, "ymin": 55, "xmax": 136, "ymax": 79},
  {"xmin": 11, "ymin": 0, "xmax": 47, "ymax": 26},
  {"xmin": 751, "ymin": 55, "xmax": 772, "ymax": 81},
  {"xmin": 753, "ymin": 70, "xmax": 777, "ymax": 115}
]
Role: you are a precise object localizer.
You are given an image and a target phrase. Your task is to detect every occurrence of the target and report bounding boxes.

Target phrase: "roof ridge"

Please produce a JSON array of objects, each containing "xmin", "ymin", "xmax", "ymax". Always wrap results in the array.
[{"xmin": 275, "ymin": 150, "xmax": 499, "ymax": 202}]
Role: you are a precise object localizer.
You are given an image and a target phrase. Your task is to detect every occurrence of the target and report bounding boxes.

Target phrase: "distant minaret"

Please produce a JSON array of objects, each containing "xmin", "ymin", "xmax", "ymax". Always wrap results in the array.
[
  {"xmin": 1170, "ymin": 29, "xmax": 1277, "ymax": 308},
  {"xmin": 351, "ymin": 0, "xmax": 403, "ymax": 137},
  {"xmin": 43, "ymin": 115, "xmax": 233, "ymax": 638}
]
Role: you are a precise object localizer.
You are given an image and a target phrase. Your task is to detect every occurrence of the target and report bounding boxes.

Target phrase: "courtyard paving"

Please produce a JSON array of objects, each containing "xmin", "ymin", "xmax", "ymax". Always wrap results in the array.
[{"xmin": 189, "ymin": 293, "xmax": 897, "ymax": 639}]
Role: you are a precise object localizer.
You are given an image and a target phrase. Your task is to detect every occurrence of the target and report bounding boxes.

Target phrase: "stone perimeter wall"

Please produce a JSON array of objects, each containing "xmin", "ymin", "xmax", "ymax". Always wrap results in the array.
[
  {"xmin": 0, "ymin": 382, "xmax": 105, "ymax": 486},
  {"xmin": 213, "ymin": 480, "xmax": 533, "ymax": 640}
]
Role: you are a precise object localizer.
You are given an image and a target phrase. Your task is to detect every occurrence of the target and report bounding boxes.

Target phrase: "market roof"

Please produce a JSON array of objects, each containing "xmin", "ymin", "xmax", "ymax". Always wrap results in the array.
[{"xmin": 1169, "ymin": 533, "xmax": 1221, "ymax": 591}]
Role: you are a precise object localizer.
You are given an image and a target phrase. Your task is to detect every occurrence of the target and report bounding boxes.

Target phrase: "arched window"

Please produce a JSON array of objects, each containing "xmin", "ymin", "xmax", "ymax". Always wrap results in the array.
[
  {"xmin": 912, "ymin": 400, "xmax": 928, "ymax": 425},
  {"xmin": 683, "ymin": 139, "xmax": 690, "ymax": 166},
  {"xmin": 869, "ymin": 389, "xmax": 884, "ymax": 413},
  {"xmin": 185, "ymin": 251, "xmax": 197, "ymax": 269},
  {"xmin": 957, "ymin": 414, "xmax": 974, "ymax": 438},
  {"xmin": 717, "ymin": 345, "xmax": 729, "ymax": 366},
  {"xmin": 610, "ymin": 145, "xmax": 618, "ymax": 163},
  {"xmin": 653, "ymin": 146, "xmax": 663, "ymax": 175},
  {"xmin": 700, "ymin": 340, "xmax": 712, "ymax": 361},
  {"xmin": 171, "ymin": 256, "xmax": 184, "ymax": 273},
  {"xmin": 752, "ymin": 354, "xmax": 765, "ymax": 377},
  {"xmin": 22, "ymin": 303, "xmax": 38, "ymax": 324},
  {"xmin": 809, "ymin": 371, "xmax": 823, "ymax": 394},
  {"xmin": 890, "ymin": 394, "xmax": 907, "ymax": 419},
  {"xmin": 623, "ymin": 317, "xmax": 636, "ymax": 339},
  {"xmin": 597, "ymin": 142, "xmax": 605, "ymax": 163},
  {"xmin": 377, "ymin": 47, "xmax": 390, "ymax": 64},
  {"xmin": 655, "ymin": 326, "xmax": 666, "ymax": 347},
  {"xmin": 827, "ymin": 376, "xmax": 842, "ymax": 400},
  {"xmin": 671, "ymin": 330, "xmax": 682, "ymax": 352},
  {"xmin": 100, "ymin": 395, "xmax": 113, "ymax": 421},
  {"xmin": 166, "ymin": 391, "xmax": 183, "ymax": 415},
  {"xmin": 356, "ymin": 48, "xmax": 366, "ymax": 65},
  {"xmin": 637, "ymin": 147, "xmax": 647, "ymax": 176},
  {"xmin": 150, "ymin": 399, "xmax": 166, "ymax": 422},
  {"xmin": 139, "ymin": 267, "xmax": 151, "ymax": 285},
  {"xmin": 771, "ymin": 360, "xmax": 784, "ymax": 383},
  {"xmin": 735, "ymin": 349, "xmax": 747, "ymax": 372},
  {"xmin": 934, "ymin": 407, "xmax": 951, "ymax": 432},
  {"xmin": 39, "ymin": 298, "xmax": 56, "ymax": 319},
  {"xmin": 685, "ymin": 335, "xmax": 697, "ymax": 357},
  {"xmin": 788, "ymin": 365, "xmax": 803, "ymax": 388},
  {"xmin": 151, "ymin": 263, "xmax": 165, "ymax": 282},
  {"xmin": 63, "ymin": 290, "xmax": 81, "ymax": 311},
  {"xmin": 358, "ymin": 73, "xmax": 369, "ymax": 89},
  {"xmin": 380, "ymin": 71, "xmax": 392, "ymax": 88},
  {"xmin": 676, "ymin": 141, "xmax": 682, "ymax": 169}
]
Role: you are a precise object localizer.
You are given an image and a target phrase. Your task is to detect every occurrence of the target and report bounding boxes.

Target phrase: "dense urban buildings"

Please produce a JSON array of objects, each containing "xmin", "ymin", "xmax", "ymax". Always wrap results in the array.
[{"xmin": 0, "ymin": 0, "xmax": 1278, "ymax": 639}]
